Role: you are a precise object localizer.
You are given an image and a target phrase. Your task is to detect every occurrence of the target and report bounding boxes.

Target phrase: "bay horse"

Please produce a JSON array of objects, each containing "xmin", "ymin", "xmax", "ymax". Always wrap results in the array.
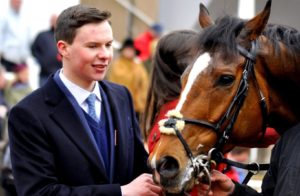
[{"xmin": 149, "ymin": 0, "xmax": 300, "ymax": 194}]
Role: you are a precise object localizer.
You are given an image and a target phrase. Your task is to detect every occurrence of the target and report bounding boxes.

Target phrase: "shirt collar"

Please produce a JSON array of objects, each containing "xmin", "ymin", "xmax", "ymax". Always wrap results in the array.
[{"xmin": 59, "ymin": 69, "xmax": 102, "ymax": 105}]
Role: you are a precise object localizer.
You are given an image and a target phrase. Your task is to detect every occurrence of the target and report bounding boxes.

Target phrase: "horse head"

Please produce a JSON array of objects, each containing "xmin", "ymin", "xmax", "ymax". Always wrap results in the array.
[{"xmin": 149, "ymin": 0, "xmax": 300, "ymax": 194}]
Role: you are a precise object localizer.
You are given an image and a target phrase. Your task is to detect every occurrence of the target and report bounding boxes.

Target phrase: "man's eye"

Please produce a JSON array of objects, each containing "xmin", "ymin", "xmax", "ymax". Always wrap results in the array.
[
  {"xmin": 106, "ymin": 43, "xmax": 112, "ymax": 48},
  {"xmin": 88, "ymin": 44, "xmax": 97, "ymax": 48}
]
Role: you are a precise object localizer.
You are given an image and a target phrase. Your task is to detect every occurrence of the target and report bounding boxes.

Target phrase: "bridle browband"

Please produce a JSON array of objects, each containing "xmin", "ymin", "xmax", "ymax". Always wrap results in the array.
[{"xmin": 163, "ymin": 40, "xmax": 269, "ymax": 183}]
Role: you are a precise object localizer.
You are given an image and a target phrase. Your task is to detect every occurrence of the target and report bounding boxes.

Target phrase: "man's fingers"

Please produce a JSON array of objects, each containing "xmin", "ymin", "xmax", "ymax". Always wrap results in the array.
[
  {"xmin": 196, "ymin": 183, "xmax": 211, "ymax": 196},
  {"xmin": 149, "ymin": 183, "xmax": 163, "ymax": 193},
  {"xmin": 142, "ymin": 173, "xmax": 163, "ymax": 195}
]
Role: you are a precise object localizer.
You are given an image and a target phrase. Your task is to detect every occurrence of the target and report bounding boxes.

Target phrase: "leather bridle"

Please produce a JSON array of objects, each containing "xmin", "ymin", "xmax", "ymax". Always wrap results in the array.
[{"xmin": 163, "ymin": 40, "xmax": 269, "ymax": 182}]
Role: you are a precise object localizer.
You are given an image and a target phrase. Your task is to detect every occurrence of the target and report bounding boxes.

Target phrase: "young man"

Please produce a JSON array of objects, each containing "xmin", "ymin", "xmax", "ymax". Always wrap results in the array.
[{"xmin": 8, "ymin": 4, "xmax": 162, "ymax": 196}]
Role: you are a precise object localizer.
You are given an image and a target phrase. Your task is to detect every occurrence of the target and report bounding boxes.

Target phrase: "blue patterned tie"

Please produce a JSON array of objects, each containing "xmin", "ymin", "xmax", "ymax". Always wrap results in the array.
[{"xmin": 86, "ymin": 94, "xmax": 98, "ymax": 122}]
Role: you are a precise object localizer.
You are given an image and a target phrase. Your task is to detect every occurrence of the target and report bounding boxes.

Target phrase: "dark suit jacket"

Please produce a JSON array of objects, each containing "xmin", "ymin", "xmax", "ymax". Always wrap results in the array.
[{"xmin": 8, "ymin": 75, "xmax": 149, "ymax": 196}]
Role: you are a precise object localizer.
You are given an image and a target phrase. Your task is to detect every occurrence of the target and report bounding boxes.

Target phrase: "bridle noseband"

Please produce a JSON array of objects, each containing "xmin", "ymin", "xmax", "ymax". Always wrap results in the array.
[{"xmin": 161, "ymin": 40, "xmax": 269, "ymax": 183}]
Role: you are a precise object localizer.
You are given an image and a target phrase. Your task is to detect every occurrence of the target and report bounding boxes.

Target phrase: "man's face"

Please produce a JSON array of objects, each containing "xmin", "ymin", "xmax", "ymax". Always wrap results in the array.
[{"xmin": 58, "ymin": 21, "xmax": 113, "ymax": 90}]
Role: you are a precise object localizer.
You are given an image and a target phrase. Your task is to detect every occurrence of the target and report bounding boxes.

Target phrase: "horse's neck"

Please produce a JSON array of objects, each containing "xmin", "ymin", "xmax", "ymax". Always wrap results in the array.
[
  {"xmin": 267, "ymin": 43, "xmax": 300, "ymax": 81},
  {"xmin": 259, "ymin": 43, "xmax": 300, "ymax": 133}
]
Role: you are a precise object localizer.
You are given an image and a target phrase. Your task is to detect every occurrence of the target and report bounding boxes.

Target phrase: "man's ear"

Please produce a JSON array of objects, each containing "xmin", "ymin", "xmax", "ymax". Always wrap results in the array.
[{"xmin": 57, "ymin": 40, "xmax": 68, "ymax": 57}]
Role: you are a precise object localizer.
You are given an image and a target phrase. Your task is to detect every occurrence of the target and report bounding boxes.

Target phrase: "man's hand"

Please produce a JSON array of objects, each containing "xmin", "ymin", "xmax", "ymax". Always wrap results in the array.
[
  {"xmin": 121, "ymin": 173, "xmax": 163, "ymax": 196},
  {"xmin": 197, "ymin": 170, "xmax": 235, "ymax": 196}
]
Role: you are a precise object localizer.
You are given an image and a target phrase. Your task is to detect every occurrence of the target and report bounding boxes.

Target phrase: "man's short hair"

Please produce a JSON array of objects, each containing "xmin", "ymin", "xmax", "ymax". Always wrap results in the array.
[{"xmin": 55, "ymin": 4, "xmax": 111, "ymax": 44}]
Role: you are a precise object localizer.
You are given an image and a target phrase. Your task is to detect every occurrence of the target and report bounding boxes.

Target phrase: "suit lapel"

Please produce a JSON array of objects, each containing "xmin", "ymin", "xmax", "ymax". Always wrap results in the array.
[
  {"xmin": 45, "ymin": 77, "xmax": 109, "ymax": 180},
  {"xmin": 100, "ymin": 82, "xmax": 132, "ymax": 182}
]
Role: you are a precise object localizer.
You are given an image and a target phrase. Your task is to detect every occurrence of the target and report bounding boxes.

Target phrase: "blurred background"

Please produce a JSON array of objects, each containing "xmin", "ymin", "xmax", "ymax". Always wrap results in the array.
[
  {"xmin": 1, "ymin": 0, "xmax": 299, "ymax": 49},
  {"xmin": 1, "ymin": 0, "xmax": 299, "ymax": 90}
]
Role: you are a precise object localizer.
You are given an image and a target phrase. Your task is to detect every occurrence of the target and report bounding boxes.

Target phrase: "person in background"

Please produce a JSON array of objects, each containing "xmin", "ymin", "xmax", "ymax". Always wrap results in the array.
[
  {"xmin": 8, "ymin": 5, "xmax": 162, "ymax": 196},
  {"xmin": 0, "ymin": 66, "xmax": 9, "ymax": 164},
  {"xmin": 0, "ymin": 66, "xmax": 14, "ymax": 196},
  {"xmin": 0, "ymin": 0, "xmax": 32, "ymax": 72},
  {"xmin": 142, "ymin": 29, "xmax": 200, "ymax": 152},
  {"xmin": 142, "ymin": 30, "xmax": 203, "ymax": 196},
  {"xmin": 0, "ymin": 66, "xmax": 9, "ymax": 142},
  {"xmin": 1, "ymin": 63, "xmax": 32, "ymax": 196},
  {"xmin": 134, "ymin": 23, "xmax": 163, "ymax": 63},
  {"xmin": 31, "ymin": 14, "xmax": 62, "ymax": 86},
  {"xmin": 4, "ymin": 63, "xmax": 32, "ymax": 107},
  {"xmin": 134, "ymin": 23, "xmax": 163, "ymax": 73},
  {"xmin": 107, "ymin": 38, "xmax": 149, "ymax": 121}
]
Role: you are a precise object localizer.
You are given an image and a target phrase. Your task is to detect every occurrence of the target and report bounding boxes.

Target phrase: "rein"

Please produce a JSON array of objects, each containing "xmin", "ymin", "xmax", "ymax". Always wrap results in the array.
[{"xmin": 162, "ymin": 40, "xmax": 269, "ymax": 185}]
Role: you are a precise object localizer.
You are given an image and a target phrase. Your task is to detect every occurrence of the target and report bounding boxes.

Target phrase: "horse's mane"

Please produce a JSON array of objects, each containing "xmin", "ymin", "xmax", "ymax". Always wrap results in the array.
[
  {"xmin": 199, "ymin": 15, "xmax": 300, "ymax": 58},
  {"xmin": 263, "ymin": 24, "xmax": 300, "ymax": 55}
]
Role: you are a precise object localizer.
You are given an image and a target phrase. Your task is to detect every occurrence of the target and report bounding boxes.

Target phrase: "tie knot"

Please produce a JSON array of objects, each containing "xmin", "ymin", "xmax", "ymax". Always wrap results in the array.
[
  {"xmin": 86, "ymin": 94, "xmax": 98, "ymax": 122},
  {"xmin": 86, "ymin": 93, "xmax": 96, "ymax": 105}
]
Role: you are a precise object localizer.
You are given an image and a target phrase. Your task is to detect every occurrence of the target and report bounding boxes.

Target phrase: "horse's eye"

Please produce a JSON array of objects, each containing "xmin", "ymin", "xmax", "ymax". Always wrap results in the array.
[{"xmin": 217, "ymin": 75, "xmax": 235, "ymax": 86}]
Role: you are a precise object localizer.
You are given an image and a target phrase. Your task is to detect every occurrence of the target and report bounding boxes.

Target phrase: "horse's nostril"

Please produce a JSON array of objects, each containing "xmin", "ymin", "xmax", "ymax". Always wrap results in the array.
[{"xmin": 157, "ymin": 156, "xmax": 179, "ymax": 179}]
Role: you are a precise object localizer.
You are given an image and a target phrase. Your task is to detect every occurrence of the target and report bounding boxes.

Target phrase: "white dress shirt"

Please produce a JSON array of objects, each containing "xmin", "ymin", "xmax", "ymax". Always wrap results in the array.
[{"xmin": 59, "ymin": 70, "xmax": 102, "ymax": 119}]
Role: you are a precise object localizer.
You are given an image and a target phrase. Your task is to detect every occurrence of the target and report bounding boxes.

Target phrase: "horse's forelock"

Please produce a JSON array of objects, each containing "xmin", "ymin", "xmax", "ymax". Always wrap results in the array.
[{"xmin": 199, "ymin": 15, "xmax": 244, "ymax": 58}]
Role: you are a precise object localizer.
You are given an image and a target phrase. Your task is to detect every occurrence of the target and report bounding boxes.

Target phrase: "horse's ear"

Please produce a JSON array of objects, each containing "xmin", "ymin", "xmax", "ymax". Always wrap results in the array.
[
  {"xmin": 238, "ymin": 0, "xmax": 271, "ymax": 42},
  {"xmin": 199, "ymin": 3, "xmax": 214, "ymax": 28}
]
